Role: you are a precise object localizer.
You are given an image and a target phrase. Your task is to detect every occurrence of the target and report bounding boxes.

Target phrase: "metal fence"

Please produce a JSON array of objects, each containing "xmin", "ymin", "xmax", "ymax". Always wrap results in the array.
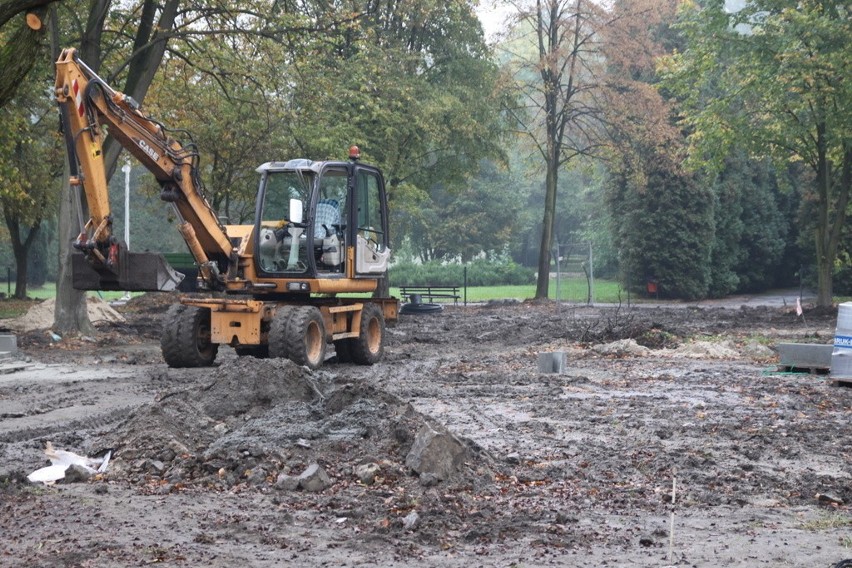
[{"xmin": 553, "ymin": 242, "xmax": 595, "ymax": 304}]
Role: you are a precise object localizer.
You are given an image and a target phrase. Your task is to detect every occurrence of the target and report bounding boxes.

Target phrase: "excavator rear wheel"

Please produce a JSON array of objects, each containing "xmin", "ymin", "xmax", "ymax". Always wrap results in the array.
[
  {"xmin": 285, "ymin": 306, "xmax": 327, "ymax": 369},
  {"xmin": 160, "ymin": 304, "xmax": 187, "ymax": 366},
  {"xmin": 268, "ymin": 306, "xmax": 296, "ymax": 360},
  {"xmin": 161, "ymin": 305, "xmax": 218, "ymax": 367},
  {"xmin": 351, "ymin": 303, "xmax": 384, "ymax": 365}
]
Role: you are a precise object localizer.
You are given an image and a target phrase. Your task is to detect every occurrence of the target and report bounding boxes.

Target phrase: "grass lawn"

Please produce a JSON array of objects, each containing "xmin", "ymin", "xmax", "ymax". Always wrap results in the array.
[
  {"xmin": 0, "ymin": 276, "xmax": 636, "ymax": 319},
  {"xmin": 392, "ymin": 277, "xmax": 635, "ymax": 304}
]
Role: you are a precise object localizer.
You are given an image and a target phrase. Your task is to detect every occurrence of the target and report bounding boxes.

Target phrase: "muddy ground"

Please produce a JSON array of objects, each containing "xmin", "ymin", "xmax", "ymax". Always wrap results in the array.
[{"xmin": 0, "ymin": 294, "xmax": 849, "ymax": 567}]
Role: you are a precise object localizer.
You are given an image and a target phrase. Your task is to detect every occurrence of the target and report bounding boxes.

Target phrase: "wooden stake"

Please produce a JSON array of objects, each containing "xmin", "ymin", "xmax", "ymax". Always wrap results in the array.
[{"xmin": 668, "ymin": 473, "xmax": 677, "ymax": 563}]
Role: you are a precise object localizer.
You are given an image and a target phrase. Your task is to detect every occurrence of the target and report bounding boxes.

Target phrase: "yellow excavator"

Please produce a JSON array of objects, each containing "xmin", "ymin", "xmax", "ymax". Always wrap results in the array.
[{"xmin": 54, "ymin": 48, "xmax": 398, "ymax": 369}]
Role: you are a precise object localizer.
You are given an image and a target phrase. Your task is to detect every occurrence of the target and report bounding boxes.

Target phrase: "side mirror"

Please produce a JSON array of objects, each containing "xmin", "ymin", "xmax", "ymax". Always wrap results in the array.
[{"xmin": 290, "ymin": 198, "xmax": 303, "ymax": 224}]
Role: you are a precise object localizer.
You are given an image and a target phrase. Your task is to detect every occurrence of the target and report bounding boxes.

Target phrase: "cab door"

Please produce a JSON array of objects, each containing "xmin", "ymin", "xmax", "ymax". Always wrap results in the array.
[{"xmin": 352, "ymin": 166, "xmax": 390, "ymax": 275}]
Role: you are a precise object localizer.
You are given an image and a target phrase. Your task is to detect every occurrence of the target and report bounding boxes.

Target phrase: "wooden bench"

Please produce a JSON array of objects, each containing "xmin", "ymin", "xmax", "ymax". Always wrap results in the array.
[{"xmin": 399, "ymin": 285, "xmax": 461, "ymax": 305}]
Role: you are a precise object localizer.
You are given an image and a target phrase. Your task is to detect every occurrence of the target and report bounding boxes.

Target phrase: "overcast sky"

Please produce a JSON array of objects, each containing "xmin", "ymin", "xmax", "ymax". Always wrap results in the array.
[{"xmin": 477, "ymin": 2, "xmax": 514, "ymax": 40}]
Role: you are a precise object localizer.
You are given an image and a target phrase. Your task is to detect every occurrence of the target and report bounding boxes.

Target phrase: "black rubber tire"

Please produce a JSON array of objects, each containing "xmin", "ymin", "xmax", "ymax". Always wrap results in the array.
[
  {"xmin": 334, "ymin": 338, "xmax": 353, "ymax": 363},
  {"xmin": 399, "ymin": 302, "xmax": 443, "ymax": 315},
  {"xmin": 162, "ymin": 305, "xmax": 218, "ymax": 367},
  {"xmin": 285, "ymin": 306, "xmax": 327, "ymax": 369},
  {"xmin": 268, "ymin": 306, "xmax": 296, "ymax": 360},
  {"xmin": 235, "ymin": 345, "xmax": 270, "ymax": 358},
  {"xmin": 160, "ymin": 304, "xmax": 187, "ymax": 367},
  {"xmin": 351, "ymin": 303, "xmax": 384, "ymax": 365}
]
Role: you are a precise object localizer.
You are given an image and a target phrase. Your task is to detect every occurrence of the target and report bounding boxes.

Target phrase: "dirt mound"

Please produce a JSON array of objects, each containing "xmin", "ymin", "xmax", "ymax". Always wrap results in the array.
[
  {"xmin": 100, "ymin": 359, "xmax": 484, "ymax": 491},
  {"xmin": 197, "ymin": 357, "xmax": 321, "ymax": 421},
  {"xmin": 0, "ymin": 296, "xmax": 125, "ymax": 332}
]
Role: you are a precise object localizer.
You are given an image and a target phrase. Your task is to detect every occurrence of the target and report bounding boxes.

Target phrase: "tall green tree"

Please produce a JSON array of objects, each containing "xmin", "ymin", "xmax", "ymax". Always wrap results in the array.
[
  {"xmin": 0, "ymin": 80, "xmax": 61, "ymax": 298},
  {"xmin": 708, "ymin": 151, "xmax": 789, "ymax": 296},
  {"xmin": 659, "ymin": 0, "xmax": 851, "ymax": 308},
  {"xmin": 607, "ymin": 152, "xmax": 715, "ymax": 299},
  {"xmin": 504, "ymin": 0, "xmax": 679, "ymax": 299},
  {"xmin": 281, "ymin": 0, "xmax": 507, "ymax": 254},
  {"xmin": 146, "ymin": 42, "xmax": 288, "ymax": 223},
  {"xmin": 51, "ymin": 0, "xmax": 185, "ymax": 333},
  {"xmin": 401, "ymin": 161, "xmax": 518, "ymax": 262},
  {"xmin": 505, "ymin": 0, "xmax": 606, "ymax": 299},
  {"xmin": 50, "ymin": 0, "xmax": 325, "ymax": 333}
]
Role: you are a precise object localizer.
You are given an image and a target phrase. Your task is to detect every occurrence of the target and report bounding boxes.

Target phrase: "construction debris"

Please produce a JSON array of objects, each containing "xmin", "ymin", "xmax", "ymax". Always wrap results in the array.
[{"xmin": 27, "ymin": 442, "xmax": 111, "ymax": 485}]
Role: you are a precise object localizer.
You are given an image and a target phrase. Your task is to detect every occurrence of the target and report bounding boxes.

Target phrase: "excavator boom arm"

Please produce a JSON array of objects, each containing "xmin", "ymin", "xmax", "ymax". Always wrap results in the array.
[{"xmin": 54, "ymin": 48, "xmax": 233, "ymax": 291}]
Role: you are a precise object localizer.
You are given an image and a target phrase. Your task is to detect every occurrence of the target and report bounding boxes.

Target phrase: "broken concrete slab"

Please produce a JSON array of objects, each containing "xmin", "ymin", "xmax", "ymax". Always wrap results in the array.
[
  {"xmin": 0, "ymin": 361, "xmax": 33, "ymax": 374},
  {"xmin": 275, "ymin": 472, "xmax": 300, "ymax": 491},
  {"xmin": 354, "ymin": 462, "xmax": 381, "ymax": 485},
  {"xmin": 64, "ymin": 463, "xmax": 94, "ymax": 483},
  {"xmin": 405, "ymin": 422, "xmax": 467, "ymax": 481},
  {"xmin": 298, "ymin": 463, "xmax": 331, "ymax": 492}
]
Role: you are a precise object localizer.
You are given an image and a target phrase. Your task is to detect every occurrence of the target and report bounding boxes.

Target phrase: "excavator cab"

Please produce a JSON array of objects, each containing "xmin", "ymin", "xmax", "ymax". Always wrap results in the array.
[{"xmin": 254, "ymin": 153, "xmax": 390, "ymax": 282}]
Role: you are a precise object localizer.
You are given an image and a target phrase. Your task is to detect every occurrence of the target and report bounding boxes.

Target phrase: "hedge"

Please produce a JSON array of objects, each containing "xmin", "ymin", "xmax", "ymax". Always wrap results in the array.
[{"xmin": 389, "ymin": 260, "xmax": 535, "ymax": 287}]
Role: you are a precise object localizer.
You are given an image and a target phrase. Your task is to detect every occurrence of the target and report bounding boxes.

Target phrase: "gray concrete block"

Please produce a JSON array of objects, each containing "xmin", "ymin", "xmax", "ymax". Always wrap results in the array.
[
  {"xmin": 777, "ymin": 343, "xmax": 832, "ymax": 369},
  {"xmin": 537, "ymin": 351, "xmax": 566, "ymax": 373},
  {"xmin": 0, "ymin": 334, "xmax": 17, "ymax": 354}
]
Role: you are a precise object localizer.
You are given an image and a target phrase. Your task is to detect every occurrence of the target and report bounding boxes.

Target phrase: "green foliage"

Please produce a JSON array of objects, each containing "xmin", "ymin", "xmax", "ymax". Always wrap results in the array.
[
  {"xmin": 658, "ymin": 0, "xmax": 852, "ymax": 306},
  {"xmin": 146, "ymin": 44, "xmax": 286, "ymax": 223},
  {"xmin": 279, "ymin": 0, "xmax": 508, "ymax": 254},
  {"xmin": 400, "ymin": 161, "xmax": 519, "ymax": 262},
  {"xmin": 113, "ymin": 0, "xmax": 508, "ymax": 261},
  {"xmin": 0, "ymin": 57, "xmax": 62, "ymax": 297},
  {"xmin": 389, "ymin": 259, "xmax": 535, "ymax": 287},
  {"xmin": 708, "ymin": 151, "xmax": 790, "ymax": 296},
  {"xmin": 608, "ymin": 158, "xmax": 715, "ymax": 300}
]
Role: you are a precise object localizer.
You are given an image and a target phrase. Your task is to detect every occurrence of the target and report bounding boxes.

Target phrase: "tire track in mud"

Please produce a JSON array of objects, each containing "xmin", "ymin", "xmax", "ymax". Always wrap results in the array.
[
  {"xmin": 0, "ymin": 405, "xmax": 142, "ymax": 444},
  {"xmin": 0, "ymin": 369, "xmax": 161, "ymax": 477},
  {"xmin": 382, "ymin": 337, "xmax": 852, "ymax": 516}
]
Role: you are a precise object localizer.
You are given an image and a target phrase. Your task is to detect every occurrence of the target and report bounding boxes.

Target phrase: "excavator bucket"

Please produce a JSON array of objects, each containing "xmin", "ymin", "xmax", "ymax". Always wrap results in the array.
[{"xmin": 71, "ymin": 247, "xmax": 185, "ymax": 292}]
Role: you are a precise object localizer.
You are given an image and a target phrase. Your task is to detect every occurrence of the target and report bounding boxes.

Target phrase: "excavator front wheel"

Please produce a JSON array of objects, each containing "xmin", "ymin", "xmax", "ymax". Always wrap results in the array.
[
  {"xmin": 161, "ymin": 305, "xmax": 218, "ymax": 367},
  {"xmin": 351, "ymin": 303, "xmax": 384, "ymax": 365},
  {"xmin": 285, "ymin": 306, "xmax": 327, "ymax": 369}
]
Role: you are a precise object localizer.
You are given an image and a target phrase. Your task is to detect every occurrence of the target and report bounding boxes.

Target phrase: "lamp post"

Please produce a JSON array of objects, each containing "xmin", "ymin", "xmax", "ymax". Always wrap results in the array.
[
  {"xmin": 121, "ymin": 161, "xmax": 131, "ymax": 302},
  {"xmin": 122, "ymin": 161, "xmax": 131, "ymax": 249}
]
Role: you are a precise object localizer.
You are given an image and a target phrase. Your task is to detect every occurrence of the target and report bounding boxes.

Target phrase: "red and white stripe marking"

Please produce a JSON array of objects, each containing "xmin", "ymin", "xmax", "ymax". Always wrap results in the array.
[{"xmin": 72, "ymin": 79, "xmax": 84, "ymax": 117}]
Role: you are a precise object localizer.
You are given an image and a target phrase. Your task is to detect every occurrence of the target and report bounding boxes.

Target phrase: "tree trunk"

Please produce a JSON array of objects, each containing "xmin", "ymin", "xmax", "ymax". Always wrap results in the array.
[
  {"xmin": 12, "ymin": 245, "xmax": 28, "ymax": 299},
  {"xmin": 3, "ymin": 204, "xmax": 42, "ymax": 299},
  {"xmin": 535, "ymin": 154, "xmax": 558, "ymax": 299},
  {"xmin": 51, "ymin": 10, "xmax": 93, "ymax": 334},
  {"xmin": 52, "ymin": 1, "xmax": 177, "ymax": 333},
  {"xmin": 815, "ymin": 245, "xmax": 832, "ymax": 309},
  {"xmin": 101, "ymin": 0, "xmax": 179, "ymax": 182},
  {"xmin": 8, "ymin": 223, "xmax": 40, "ymax": 300},
  {"xmin": 53, "ymin": 160, "xmax": 94, "ymax": 334}
]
